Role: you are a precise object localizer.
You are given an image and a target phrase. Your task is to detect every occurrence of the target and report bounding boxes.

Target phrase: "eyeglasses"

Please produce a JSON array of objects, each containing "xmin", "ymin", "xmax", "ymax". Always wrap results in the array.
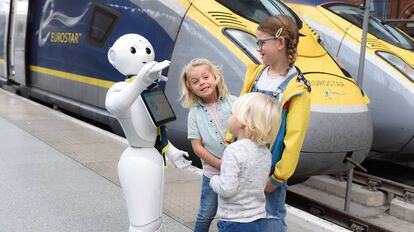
[{"xmin": 256, "ymin": 37, "xmax": 277, "ymax": 49}]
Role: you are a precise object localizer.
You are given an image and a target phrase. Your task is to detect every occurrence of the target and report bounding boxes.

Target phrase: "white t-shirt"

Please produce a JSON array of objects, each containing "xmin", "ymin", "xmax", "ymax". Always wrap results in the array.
[
  {"xmin": 256, "ymin": 67, "xmax": 287, "ymax": 91},
  {"xmin": 255, "ymin": 66, "xmax": 297, "ymax": 104}
]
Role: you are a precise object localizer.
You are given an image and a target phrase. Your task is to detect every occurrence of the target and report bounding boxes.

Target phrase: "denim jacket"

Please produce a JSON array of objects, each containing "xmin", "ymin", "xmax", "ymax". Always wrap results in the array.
[{"xmin": 188, "ymin": 95, "xmax": 237, "ymax": 159}]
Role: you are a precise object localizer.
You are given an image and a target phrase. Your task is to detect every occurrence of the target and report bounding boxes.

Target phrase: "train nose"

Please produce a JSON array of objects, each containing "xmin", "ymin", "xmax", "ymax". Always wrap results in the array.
[{"xmin": 294, "ymin": 73, "xmax": 373, "ymax": 179}]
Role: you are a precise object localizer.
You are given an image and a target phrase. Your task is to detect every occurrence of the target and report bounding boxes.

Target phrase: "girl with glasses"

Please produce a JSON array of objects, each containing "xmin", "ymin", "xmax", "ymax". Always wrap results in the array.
[{"xmin": 226, "ymin": 15, "xmax": 311, "ymax": 232}]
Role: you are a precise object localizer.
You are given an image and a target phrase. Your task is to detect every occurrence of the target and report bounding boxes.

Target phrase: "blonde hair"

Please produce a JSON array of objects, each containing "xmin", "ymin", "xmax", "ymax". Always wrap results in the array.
[
  {"xmin": 232, "ymin": 93, "xmax": 279, "ymax": 145},
  {"xmin": 258, "ymin": 15, "xmax": 299, "ymax": 67},
  {"xmin": 179, "ymin": 58, "xmax": 229, "ymax": 108}
]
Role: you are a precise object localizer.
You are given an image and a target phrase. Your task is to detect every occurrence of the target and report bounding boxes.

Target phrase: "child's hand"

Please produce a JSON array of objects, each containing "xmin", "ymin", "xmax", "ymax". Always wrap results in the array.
[
  {"xmin": 264, "ymin": 180, "xmax": 278, "ymax": 193},
  {"xmin": 216, "ymin": 159, "xmax": 222, "ymax": 170}
]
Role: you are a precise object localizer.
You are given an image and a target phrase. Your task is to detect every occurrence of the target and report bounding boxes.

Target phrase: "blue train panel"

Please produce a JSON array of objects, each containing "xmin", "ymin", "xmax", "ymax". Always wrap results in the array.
[{"xmin": 28, "ymin": 0, "xmax": 175, "ymax": 82}]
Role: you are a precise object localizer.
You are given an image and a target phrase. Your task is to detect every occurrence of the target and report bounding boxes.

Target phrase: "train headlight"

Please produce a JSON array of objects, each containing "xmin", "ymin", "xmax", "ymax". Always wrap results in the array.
[
  {"xmin": 377, "ymin": 51, "xmax": 414, "ymax": 82},
  {"xmin": 224, "ymin": 29, "xmax": 261, "ymax": 64}
]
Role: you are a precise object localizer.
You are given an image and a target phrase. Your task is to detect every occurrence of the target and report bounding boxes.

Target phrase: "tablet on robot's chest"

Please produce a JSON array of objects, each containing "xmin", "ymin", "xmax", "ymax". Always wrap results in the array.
[{"xmin": 141, "ymin": 88, "xmax": 176, "ymax": 127}]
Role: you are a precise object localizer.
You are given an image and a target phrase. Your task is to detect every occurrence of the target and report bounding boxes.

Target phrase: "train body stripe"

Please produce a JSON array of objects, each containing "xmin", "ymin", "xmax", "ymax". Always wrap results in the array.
[
  {"xmin": 311, "ymin": 104, "xmax": 368, "ymax": 113},
  {"xmin": 30, "ymin": 65, "xmax": 114, "ymax": 88}
]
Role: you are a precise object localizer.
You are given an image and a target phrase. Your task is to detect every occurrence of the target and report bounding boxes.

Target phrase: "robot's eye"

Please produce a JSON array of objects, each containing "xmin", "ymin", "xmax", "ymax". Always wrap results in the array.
[
  {"xmin": 146, "ymin": 48, "xmax": 151, "ymax": 54},
  {"xmin": 130, "ymin": 47, "xmax": 136, "ymax": 54}
]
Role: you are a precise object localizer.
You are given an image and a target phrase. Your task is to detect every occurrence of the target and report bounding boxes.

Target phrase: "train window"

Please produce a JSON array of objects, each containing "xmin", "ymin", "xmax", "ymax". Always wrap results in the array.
[
  {"xmin": 261, "ymin": 0, "xmax": 302, "ymax": 29},
  {"xmin": 324, "ymin": 3, "xmax": 414, "ymax": 50},
  {"xmin": 216, "ymin": 0, "xmax": 301, "ymax": 29},
  {"xmin": 88, "ymin": 3, "xmax": 121, "ymax": 47}
]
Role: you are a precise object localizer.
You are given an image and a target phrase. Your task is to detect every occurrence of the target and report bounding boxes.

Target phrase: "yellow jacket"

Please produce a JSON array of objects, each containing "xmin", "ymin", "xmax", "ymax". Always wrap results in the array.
[{"xmin": 241, "ymin": 64, "xmax": 311, "ymax": 186}]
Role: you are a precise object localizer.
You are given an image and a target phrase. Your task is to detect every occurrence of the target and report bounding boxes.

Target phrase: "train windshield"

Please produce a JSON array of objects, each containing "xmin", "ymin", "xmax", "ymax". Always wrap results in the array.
[
  {"xmin": 216, "ymin": 0, "xmax": 302, "ymax": 29},
  {"xmin": 324, "ymin": 4, "xmax": 414, "ymax": 50}
]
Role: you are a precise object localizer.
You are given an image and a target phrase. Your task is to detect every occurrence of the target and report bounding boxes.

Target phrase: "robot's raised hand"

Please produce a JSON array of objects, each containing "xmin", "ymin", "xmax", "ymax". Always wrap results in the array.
[
  {"xmin": 136, "ymin": 61, "xmax": 158, "ymax": 87},
  {"xmin": 166, "ymin": 142, "xmax": 192, "ymax": 169},
  {"xmin": 154, "ymin": 60, "xmax": 170, "ymax": 82},
  {"xmin": 139, "ymin": 60, "xmax": 170, "ymax": 86},
  {"xmin": 152, "ymin": 60, "xmax": 170, "ymax": 73}
]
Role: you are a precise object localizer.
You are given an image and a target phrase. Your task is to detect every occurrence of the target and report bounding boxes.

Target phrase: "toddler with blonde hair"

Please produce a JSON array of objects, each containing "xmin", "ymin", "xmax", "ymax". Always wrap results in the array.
[{"xmin": 210, "ymin": 92, "xmax": 279, "ymax": 232}]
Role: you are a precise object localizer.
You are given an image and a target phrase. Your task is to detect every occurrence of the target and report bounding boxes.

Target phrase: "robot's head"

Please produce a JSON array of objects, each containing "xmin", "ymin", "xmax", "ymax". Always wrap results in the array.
[{"xmin": 107, "ymin": 34, "xmax": 155, "ymax": 76}]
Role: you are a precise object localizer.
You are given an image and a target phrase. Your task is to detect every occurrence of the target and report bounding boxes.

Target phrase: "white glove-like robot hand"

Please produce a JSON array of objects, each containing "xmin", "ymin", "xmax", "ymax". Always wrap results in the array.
[
  {"xmin": 166, "ymin": 142, "xmax": 192, "ymax": 169},
  {"xmin": 138, "ymin": 60, "xmax": 170, "ymax": 87}
]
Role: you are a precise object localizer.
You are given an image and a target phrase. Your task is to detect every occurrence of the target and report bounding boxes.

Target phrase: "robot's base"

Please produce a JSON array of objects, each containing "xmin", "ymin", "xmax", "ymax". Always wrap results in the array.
[
  {"xmin": 119, "ymin": 147, "xmax": 164, "ymax": 232},
  {"xmin": 129, "ymin": 217, "xmax": 162, "ymax": 232}
]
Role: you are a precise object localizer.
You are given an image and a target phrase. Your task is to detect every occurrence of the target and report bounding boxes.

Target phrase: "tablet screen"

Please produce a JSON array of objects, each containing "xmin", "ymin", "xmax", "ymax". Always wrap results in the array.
[{"xmin": 141, "ymin": 88, "xmax": 176, "ymax": 126}]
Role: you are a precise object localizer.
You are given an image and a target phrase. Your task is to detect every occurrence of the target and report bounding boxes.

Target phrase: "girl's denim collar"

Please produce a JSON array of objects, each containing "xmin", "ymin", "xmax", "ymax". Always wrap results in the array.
[{"xmin": 196, "ymin": 96, "xmax": 224, "ymax": 107}]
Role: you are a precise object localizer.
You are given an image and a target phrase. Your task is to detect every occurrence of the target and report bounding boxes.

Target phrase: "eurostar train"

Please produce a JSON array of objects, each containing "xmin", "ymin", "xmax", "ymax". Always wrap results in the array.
[
  {"xmin": 285, "ymin": 1, "xmax": 414, "ymax": 160},
  {"xmin": 0, "ymin": 0, "xmax": 372, "ymax": 181}
]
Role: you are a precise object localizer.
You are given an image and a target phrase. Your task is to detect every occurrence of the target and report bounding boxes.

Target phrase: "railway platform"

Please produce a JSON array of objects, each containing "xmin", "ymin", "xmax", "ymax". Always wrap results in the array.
[{"xmin": 0, "ymin": 88, "xmax": 349, "ymax": 232}]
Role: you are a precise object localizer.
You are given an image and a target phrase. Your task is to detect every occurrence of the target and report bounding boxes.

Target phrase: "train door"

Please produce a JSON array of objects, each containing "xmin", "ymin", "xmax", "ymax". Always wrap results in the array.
[
  {"xmin": 8, "ymin": 0, "xmax": 28, "ymax": 85},
  {"xmin": 0, "ymin": 0, "xmax": 11, "ymax": 81}
]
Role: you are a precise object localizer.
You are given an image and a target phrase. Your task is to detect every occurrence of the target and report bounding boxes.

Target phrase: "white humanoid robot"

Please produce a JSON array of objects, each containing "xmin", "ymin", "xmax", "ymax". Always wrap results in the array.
[{"xmin": 105, "ymin": 34, "xmax": 191, "ymax": 232}]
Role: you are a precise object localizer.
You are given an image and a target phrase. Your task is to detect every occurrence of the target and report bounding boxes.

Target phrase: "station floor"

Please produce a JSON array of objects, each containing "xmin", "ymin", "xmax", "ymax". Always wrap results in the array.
[{"xmin": 0, "ymin": 89, "xmax": 349, "ymax": 232}]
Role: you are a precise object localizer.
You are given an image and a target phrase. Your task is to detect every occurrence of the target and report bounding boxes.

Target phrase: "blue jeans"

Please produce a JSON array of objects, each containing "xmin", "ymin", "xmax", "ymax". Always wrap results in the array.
[
  {"xmin": 217, "ymin": 218, "xmax": 267, "ymax": 232},
  {"xmin": 265, "ymin": 183, "xmax": 288, "ymax": 232},
  {"xmin": 194, "ymin": 175, "xmax": 218, "ymax": 232}
]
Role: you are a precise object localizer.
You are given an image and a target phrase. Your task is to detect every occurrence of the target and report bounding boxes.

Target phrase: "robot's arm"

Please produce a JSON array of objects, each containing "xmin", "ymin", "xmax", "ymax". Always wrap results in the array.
[
  {"xmin": 165, "ymin": 141, "xmax": 192, "ymax": 169},
  {"xmin": 106, "ymin": 61, "xmax": 170, "ymax": 114}
]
